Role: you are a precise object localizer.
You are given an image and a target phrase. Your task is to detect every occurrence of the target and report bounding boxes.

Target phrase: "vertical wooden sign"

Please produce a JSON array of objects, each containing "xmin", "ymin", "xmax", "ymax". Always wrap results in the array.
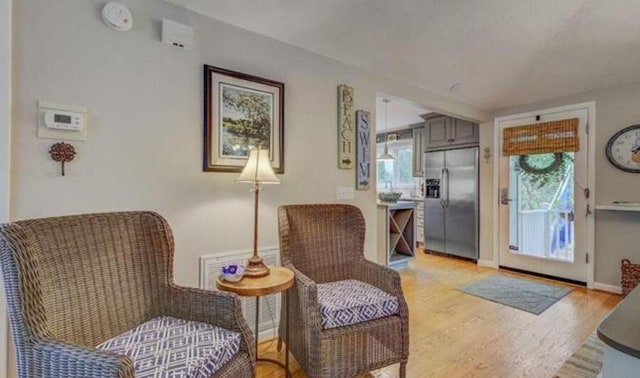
[
  {"xmin": 356, "ymin": 110, "xmax": 370, "ymax": 190},
  {"xmin": 337, "ymin": 84, "xmax": 354, "ymax": 169}
]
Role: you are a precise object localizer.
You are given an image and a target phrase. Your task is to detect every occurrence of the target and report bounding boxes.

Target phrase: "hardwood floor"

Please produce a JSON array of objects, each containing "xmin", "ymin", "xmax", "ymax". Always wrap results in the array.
[{"xmin": 255, "ymin": 252, "xmax": 620, "ymax": 378}]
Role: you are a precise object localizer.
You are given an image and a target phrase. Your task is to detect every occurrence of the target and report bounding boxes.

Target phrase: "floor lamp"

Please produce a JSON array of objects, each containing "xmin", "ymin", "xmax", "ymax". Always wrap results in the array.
[{"xmin": 236, "ymin": 147, "xmax": 280, "ymax": 278}]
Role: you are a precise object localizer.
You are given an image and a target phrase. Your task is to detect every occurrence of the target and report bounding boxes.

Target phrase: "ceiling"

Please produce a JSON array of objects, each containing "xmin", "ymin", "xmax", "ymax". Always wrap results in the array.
[
  {"xmin": 167, "ymin": 0, "xmax": 640, "ymax": 111},
  {"xmin": 376, "ymin": 97, "xmax": 428, "ymax": 131}
]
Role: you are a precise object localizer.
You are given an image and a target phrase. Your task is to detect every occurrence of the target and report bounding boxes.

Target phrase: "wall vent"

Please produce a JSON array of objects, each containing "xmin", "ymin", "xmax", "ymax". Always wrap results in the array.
[{"xmin": 200, "ymin": 247, "xmax": 281, "ymax": 341}]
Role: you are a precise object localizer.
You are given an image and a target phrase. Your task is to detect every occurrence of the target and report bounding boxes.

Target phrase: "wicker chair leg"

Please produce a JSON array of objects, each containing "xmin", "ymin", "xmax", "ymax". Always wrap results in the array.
[
  {"xmin": 277, "ymin": 337, "xmax": 283, "ymax": 352},
  {"xmin": 399, "ymin": 361, "xmax": 407, "ymax": 378}
]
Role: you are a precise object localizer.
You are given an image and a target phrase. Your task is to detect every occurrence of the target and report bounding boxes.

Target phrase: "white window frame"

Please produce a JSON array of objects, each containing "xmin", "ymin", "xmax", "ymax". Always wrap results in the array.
[{"xmin": 376, "ymin": 139, "xmax": 414, "ymax": 191}]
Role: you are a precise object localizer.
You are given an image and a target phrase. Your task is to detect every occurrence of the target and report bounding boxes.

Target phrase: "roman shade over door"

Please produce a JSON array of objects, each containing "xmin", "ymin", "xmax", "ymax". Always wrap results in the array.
[{"xmin": 503, "ymin": 118, "xmax": 579, "ymax": 156}]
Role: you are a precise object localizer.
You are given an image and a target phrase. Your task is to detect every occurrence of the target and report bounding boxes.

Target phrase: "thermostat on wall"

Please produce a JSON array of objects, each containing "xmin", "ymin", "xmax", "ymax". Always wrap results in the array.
[
  {"xmin": 44, "ymin": 109, "xmax": 84, "ymax": 131},
  {"xmin": 37, "ymin": 101, "xmax": 88, "ymax": 141}
]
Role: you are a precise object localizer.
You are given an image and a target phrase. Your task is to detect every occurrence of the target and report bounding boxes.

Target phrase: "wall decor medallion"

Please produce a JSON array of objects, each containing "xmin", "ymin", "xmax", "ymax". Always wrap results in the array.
[
  {"xmin": 203, "ymin": 65, "xmax": 284, "ymax": 173},
  {"xmin": 49, "ymin": 142, "xmax": 76, "ymax": 176},
  {"xmin": 605, "ymin": 125, "xmax": 640, "ymax": 173},
  {"xmin": 355, "ymin": 110, "xmax": 370, "ymax": 190},
  {"xmin": 337, "ymin": 84, "xmax": 354, "ymax": 169}
]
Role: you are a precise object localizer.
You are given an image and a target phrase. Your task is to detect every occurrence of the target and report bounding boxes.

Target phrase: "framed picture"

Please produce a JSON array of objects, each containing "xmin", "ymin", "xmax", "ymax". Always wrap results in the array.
[{"xmin": 203, "ymin": 65, "xmax": 285, "ymax": 173}]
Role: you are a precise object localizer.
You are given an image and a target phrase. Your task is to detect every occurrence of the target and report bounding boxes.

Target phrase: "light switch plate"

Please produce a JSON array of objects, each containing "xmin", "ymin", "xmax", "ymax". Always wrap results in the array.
[{"xmin": 336, "ymin": 186, "xmax": 354, "ymax": 200}]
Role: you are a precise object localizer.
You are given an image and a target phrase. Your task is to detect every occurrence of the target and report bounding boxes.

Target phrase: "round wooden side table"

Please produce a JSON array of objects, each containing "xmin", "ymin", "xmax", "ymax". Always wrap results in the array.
[{"xmin": 217, "ymin": 266, "xmax": 294, "ymax": 377}]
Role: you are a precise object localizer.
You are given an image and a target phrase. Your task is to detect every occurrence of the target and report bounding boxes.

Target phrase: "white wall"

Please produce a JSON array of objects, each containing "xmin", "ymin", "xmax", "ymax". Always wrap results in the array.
[
  {"xmin": 479, "ymin": 82, "xmax": 640, "ymax": 287},
  {"xmin": 478, "ymin": 123, "xmax": 496, "ymax": 268},
  {"xmin": 11, "ymin": 0, "xmax": 486, "ymax": 288},
  {"xmin": 0, "ymin": 0, "xmax": 11, "ymax": 376}
]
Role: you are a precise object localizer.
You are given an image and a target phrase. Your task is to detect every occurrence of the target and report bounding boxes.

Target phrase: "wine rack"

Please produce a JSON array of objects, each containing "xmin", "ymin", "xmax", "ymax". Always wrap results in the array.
[{"xmin": 389, "ymin": 208, "xmax": 414, "ymax": 257}]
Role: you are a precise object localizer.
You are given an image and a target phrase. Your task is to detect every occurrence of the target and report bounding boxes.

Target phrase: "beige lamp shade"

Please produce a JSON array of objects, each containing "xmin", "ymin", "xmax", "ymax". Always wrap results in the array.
[{"xmin": 236, "ymin": 148, "xmax": 280, "ymax": 184}]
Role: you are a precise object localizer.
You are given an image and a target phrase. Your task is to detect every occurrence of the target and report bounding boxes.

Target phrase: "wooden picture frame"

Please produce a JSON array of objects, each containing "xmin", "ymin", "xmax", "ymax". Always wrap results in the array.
[{"xmin": 203, "ymin": 65, "xmax": 285, "ymax": 173}]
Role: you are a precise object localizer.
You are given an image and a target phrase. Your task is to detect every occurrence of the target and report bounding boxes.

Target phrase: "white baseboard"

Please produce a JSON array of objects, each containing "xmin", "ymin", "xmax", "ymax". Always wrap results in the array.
[
  {"xmin": 258, "ymin": 327, "xmax": 279, "ymax": 343},
  {"xmin": 477, "ymin": 259, "xmax": 499, "ymax": 269},
  {"xmin": 593, "ymin": 282, "xmax": 622, "ymax": 295}
]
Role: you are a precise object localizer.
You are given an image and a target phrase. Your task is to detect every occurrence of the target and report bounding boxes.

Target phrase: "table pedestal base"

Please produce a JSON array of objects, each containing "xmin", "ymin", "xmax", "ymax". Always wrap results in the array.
[{"xmin": 255, "ymin": 294, "xmax": 291, "ymax": 378}]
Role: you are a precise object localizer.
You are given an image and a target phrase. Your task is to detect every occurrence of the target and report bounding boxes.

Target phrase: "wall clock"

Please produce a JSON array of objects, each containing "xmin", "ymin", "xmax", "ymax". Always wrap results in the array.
[{"xmin": 605, "ymin": 125, "xmax": 640, "ymax": 173}]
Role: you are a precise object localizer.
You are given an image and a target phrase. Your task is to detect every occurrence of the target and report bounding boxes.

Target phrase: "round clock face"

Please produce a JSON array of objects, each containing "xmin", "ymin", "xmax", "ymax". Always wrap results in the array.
[{"xmin": 606, "ymin": 125, "xmax": 640, "ymax": 173}]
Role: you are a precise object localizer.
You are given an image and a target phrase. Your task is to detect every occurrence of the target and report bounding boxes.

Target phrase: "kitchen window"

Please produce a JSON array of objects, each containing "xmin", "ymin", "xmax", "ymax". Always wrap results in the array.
[{"xmin": 376, "ymin": 139, "xmax": 414, "ymax": 191}]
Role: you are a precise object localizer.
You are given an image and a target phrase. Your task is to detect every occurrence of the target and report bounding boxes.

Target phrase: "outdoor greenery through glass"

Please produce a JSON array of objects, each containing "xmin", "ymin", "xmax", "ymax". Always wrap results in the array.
[
  {"xmin": 376, "ymin": 140, "xmax": 413, "ymax": 190},
  {"xmin": 513, "ymin": 153, "xmax": 573, "ymax": 211},
  {"xmin": 509, "ymin": 152, "xmax": 575, "ymax": 261}
]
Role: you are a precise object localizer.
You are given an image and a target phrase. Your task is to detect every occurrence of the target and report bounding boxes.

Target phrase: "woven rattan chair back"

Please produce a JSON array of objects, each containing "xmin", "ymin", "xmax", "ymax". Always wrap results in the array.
[
  {"xmin": 278, "ymin": 204, "xmax": 364, "ymax": 284},
  {"xmin": 0, "ymin": 212, "xmax": 172, "ymax": 349},
  {"xmin": 278, "ymin": 204, "xmax": 409, "ymax": 377}
]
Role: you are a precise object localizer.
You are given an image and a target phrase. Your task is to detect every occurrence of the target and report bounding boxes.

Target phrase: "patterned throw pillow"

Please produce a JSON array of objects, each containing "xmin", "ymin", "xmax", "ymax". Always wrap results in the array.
[
  {"xmin": 317, "ymin": 279, "xmax": 399, "ymax": 329},
  {"xmin": 97, "ymin": 316, "xmax": 241, "ymax": 377}
]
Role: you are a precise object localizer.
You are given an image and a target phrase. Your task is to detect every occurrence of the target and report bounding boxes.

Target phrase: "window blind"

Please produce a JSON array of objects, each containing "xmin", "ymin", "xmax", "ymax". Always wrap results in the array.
[{"xmin": 503, "ymin": 118, "xmax": 579, "ymax": 156}]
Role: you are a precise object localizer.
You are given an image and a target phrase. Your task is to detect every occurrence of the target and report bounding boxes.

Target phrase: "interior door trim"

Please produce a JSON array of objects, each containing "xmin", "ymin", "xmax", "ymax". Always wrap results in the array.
[{"xmin": 492, "ymin": 102, "xmax": 596, "ymax": 288}]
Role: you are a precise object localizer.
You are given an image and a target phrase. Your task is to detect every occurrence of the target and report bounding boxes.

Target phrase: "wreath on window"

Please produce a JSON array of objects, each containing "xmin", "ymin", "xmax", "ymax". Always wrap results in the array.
[
  {"xmin": 518, "ymin": 153, "xmax": 564, "ymax": 175},
  {"xmin": 517, "ymin": 153, "xmax": 570, "ymax": 188}
]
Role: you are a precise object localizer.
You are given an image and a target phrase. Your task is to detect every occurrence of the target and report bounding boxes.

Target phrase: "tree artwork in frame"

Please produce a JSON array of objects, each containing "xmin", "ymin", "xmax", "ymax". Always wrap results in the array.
[{"xmin": 203, "ymin": 65, "xmax": 285, "ymax": 173}]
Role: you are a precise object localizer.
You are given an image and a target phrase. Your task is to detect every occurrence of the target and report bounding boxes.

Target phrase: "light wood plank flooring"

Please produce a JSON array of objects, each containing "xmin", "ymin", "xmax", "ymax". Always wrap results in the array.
[{"xmin": 256, "ymin": 252, "xmax": 620, "ymax": 377}]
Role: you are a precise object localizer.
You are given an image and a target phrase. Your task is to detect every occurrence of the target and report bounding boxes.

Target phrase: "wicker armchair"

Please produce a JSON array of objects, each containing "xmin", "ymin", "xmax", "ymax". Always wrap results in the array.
[
  {"xmin": 0, "ymin": 211, "xmax": 254, "ymax": 378},
  {"xmin": 278, "ymin": 204, "xmax": 409, "ymax": 378}
]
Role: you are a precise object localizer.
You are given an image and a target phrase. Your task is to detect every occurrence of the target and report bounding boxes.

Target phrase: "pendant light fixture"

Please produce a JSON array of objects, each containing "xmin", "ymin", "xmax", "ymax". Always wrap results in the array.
[{"xmin": 378, "ymin": 98, "xmax": 395, "ymax": 161}]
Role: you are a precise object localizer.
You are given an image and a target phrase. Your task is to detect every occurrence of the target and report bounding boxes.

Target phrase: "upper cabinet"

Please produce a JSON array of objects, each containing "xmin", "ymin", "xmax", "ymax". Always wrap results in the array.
[
  {"xmin": 412, "ymin": 126, "xmax": 425, "ymax": 177},
  {"xmin": 424, "ymin": 115, "xmax": 479, "ymax": 150}
]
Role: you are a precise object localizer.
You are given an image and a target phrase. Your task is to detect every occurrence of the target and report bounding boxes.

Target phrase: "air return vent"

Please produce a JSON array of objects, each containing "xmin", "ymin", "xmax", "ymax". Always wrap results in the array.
[{"xmin": 199, "ymin": 247, "xmax": 280, "ymax": 341}]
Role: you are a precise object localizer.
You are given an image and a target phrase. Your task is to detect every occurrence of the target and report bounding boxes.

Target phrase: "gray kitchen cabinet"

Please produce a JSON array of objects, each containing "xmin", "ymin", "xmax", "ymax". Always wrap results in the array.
[
  {"xmin": 451, "ymin": 118, "xmax": 478, "ymax": 145},
  {"xmin": 416, "ymin": 203, "xmax": 424, "ymax": 246},
  {"xmin": 425, "ymin": 116, "xmax": 451, "ymax": 149},
  {"xmin": 376, "ymin": 202, "xmax": 416, "ymax": 270},
  {"xmin": 412, "ymin": 126, "xmax": 425, "ymax": 177},
  {"xmin": 424, "ymin": 115, "xmax": 479, "ymax": 150}
]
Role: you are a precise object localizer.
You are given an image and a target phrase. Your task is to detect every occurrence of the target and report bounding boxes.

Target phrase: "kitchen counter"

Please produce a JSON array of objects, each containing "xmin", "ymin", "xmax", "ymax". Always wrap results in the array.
[
  {"xmin": 399, "ymin": 197, "xmax": 424, "ymax": 202},
  {"xmin": 376, "ymin": 201, "xmax": 418, "ymax": 209},
  {"xmin": 597, "ymin": 285, "xmax": 640, "ymax": 376}
]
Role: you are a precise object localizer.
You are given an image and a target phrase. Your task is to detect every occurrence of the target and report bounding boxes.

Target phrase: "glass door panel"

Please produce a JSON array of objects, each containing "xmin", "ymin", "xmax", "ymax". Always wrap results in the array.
[{"xmin": 508, "ymin": 153, "xmax": 575, "ymax": 262}]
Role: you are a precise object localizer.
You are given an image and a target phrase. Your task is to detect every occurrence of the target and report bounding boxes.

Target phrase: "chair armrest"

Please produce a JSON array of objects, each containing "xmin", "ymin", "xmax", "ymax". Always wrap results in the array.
[
  {"xmin": 354, "ymin": 259, "xmax": 403, "ymax": 296},
  {"xmin": 32, "ymin": 339, "xmax": 135, "ymax": 377},
  {"xmin": 284, "ymin": 264, "xmax": 322, "ymax": 334},
  {"xmin": 286, "ymin": 265, "xmax": 319, "ymax": 309},
  {"xmin": 164, "ymin": 284, "xmax": 256, "ymax": 365},
  {"xmin": 353, "ymin": 259, "xmax": 410, "ymax": 357}
]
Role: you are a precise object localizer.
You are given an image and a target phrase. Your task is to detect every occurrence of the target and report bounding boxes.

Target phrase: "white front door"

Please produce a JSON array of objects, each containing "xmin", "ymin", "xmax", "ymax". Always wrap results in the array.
[{"xmin": 498, "ymin": 108, "xmax": 590, "ymax": 283}]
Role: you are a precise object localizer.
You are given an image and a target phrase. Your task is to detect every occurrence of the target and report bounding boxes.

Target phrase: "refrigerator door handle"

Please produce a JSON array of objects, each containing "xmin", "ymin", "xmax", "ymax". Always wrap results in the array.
[
  {"xmin": 439, "ymin": 168, "xmax": 446, "ymax": 208},
  {"xmin": 444, "ymin": 167, "xmax": 450, "ymax": 208}
]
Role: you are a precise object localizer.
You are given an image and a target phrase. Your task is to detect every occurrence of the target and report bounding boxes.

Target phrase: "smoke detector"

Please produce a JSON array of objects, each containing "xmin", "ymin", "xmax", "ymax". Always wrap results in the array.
[{"xmin": 101, "ymin": 2, "xmax": 133, "ymax": 32}]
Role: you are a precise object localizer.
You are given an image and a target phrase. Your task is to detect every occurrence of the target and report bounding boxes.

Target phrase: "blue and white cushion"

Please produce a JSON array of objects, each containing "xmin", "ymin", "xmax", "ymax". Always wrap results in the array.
[
  {"xmin": 97, "ymin": 316, "xmax": 241, "ymax": 377},
  {"xmin": 317, "ymin": 279, "xmax": 399, "ymax": 329}
]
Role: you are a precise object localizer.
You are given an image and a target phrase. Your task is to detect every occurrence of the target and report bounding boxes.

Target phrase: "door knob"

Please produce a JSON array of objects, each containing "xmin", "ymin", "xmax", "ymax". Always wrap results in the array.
[{"xmin": 500, "ymin": 188, "xmax": 512, "ymax": 205}]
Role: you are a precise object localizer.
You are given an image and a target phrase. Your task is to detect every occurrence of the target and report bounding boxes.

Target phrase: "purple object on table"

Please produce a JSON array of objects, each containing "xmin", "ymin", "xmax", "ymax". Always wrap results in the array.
[
  {"xmin": 221, "ymin": 264, "xmax": 245, "ymax": 282},
  {"xmin": 223, "ymin": 265, "xmax": 238, "ymax": 274}
]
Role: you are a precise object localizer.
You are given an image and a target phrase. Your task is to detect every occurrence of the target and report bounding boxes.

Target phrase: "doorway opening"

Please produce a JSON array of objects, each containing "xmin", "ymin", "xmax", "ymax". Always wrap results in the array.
[{"xmin": 494, "ymin": 103, "xmax": 595, "ymax": 286}]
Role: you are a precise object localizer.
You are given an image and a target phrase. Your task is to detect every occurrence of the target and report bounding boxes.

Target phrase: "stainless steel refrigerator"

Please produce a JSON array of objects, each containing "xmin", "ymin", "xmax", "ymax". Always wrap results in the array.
[{"xmin": 423, "ymin": 147, "xmax": 478, "ymax": 259}]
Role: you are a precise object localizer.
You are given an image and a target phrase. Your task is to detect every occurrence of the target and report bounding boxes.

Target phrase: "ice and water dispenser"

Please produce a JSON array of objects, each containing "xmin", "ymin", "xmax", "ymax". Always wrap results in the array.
[{"xmin": 425, "ymin": 179, "xmax": 440, "ymax": 199}]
